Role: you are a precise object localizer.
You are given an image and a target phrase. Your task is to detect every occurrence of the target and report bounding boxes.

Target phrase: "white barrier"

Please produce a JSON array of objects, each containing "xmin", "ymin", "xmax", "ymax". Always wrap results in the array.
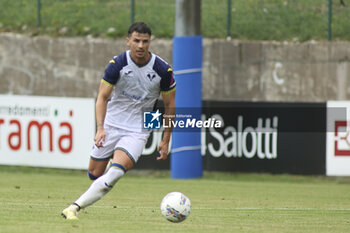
[
  {"xmin": 0, "ymin": 95, "xmax": 95, "ymax": 169},
  {"xmin": 1, "ymin": 95, "xmax": 350, "ymax": 176},
  {"xmin": 326, "ymin": 101, "xmax": 350, "ymax": 176}
]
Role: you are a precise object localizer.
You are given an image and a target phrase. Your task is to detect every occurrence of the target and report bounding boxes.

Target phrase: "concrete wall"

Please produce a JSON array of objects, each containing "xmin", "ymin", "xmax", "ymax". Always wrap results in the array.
[{"xmin": 0, "ymin": 33, "xmax": 349, "ymax": 101}]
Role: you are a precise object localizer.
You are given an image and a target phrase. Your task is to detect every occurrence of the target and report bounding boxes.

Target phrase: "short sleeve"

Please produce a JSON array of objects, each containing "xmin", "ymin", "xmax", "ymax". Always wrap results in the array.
[
  {"xmin": 102, "ymin": 52, "xmax": 128, "ymax": 85},
  {"xmin": 153, "ymin": 56, "xmax": 176, "ymax": 93},
  {"xmin": 160, "ymin": 67, "xmax": 176, "ymax": 93}
]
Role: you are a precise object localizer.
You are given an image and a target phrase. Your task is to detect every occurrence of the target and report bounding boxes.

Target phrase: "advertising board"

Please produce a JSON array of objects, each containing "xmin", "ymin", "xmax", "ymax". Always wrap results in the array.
[
  {"xmin": 326, "ymin": 101, "xmax": 350, "ymax": 176},
  {"xmin": 0, "ymin": 95, "xmax": 95, "ymax": 169},
  {"xmin": 138, "ymin": 101, "xmax": 327, "ymax": 175}
]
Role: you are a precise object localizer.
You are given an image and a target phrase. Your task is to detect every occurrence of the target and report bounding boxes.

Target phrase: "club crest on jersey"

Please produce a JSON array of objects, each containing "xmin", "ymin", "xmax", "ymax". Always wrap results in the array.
[{"xmin": 147, "ymin": 72, "xmax": 156, "ymax": 81}]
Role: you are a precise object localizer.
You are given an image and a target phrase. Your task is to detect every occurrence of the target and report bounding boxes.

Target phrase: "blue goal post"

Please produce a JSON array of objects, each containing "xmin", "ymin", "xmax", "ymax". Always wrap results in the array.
[{"xmin": 171, "ymin": 35, "xmax": 203, "ymax": 179}]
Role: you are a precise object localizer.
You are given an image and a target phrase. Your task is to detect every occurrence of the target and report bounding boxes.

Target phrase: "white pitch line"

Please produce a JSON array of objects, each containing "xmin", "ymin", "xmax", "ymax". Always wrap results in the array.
[
  {"xmin": 193, "ymin": 207, "xmax": 350, "ymax": 211},
  {"xmin": 1, "ymin": 202, "xmax": 350, "ymax": 211}
]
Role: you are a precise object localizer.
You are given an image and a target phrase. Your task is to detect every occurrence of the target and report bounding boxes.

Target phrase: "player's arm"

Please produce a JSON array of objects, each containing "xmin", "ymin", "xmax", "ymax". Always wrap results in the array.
[
  {"xmin": 157, "ymin": 89, "xmax": 176, "ymax": 160},
  {"xmin": 94, "ymin": 80, "xmax": 113, "ymax": 148}
]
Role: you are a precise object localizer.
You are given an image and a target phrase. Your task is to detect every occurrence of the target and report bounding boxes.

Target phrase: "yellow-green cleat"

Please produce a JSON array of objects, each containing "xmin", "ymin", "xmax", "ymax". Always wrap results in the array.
[{"xmin": 61, "ymin": 206, "xmax": 78, "ymax": 220}]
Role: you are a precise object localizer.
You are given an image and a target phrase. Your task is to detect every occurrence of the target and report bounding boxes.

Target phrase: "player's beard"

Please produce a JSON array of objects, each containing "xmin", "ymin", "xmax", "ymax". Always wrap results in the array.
[
  {"xmin": 132, "ymin": 50, "xmax": 150, "ymax": 64},
  {"xmin": 135, "ymin": 50, "xmax": 146, "ymax": 58}
]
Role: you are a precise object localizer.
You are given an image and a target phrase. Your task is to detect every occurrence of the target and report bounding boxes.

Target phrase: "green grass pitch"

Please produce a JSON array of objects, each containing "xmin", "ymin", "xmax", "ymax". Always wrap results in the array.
[{"xmin": 0, "ymin": 166, "xmax": 350, "ymax": 233}]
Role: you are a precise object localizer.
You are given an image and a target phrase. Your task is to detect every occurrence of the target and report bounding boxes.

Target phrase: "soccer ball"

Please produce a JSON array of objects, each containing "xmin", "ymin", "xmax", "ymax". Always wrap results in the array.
[{"xmin": 160, "ymin": 191, "xmax": 191, "ymax": 223}]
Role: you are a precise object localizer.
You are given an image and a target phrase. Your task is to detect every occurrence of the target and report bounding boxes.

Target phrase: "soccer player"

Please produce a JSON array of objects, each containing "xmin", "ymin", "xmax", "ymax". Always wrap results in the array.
[{"xmin": 61, "ymin": 22, "xmax": 176, "ymax": 220}]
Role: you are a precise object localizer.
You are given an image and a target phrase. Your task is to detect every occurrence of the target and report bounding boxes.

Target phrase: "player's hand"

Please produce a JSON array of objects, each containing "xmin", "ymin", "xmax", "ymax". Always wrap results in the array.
[
  {"xmin": 94, "ymin": 127, "xmax": 106, "ymax": 148},
  {"xmin": 157, "ymin": 140, "xmax": 169, "ymax": 161}
]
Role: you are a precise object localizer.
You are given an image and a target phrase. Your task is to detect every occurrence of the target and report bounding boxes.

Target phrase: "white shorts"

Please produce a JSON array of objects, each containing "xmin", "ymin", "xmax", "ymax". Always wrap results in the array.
[{"xmin": 91, "ymin": 124, "xmax": 150, "ymax": 164}]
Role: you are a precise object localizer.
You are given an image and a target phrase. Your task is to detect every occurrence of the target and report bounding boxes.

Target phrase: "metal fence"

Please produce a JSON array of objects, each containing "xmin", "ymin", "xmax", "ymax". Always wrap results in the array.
[{"xmin": 2, "ymin": 0, "xmax": 349, "ymax": 41}]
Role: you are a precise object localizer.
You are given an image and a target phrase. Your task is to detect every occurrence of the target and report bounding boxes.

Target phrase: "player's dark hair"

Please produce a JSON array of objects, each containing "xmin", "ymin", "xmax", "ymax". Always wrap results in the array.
[{"xmin": 128, "ymin": 22, "xmax": 152, "ymax": 37}]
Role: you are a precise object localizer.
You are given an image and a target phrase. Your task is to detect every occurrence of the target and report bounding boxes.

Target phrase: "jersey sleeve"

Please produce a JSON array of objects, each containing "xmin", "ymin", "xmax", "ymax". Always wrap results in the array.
[
  {"xmin": 153, "ymin": 57, "xmax": 176, "ymax": 93},
  {"xmin": 160, "ymin": 67, "xmax": 176, "ymax": 93},
  {"xmin": 102, "ymin": 52, "xmax": 127, "ymax": 86}
]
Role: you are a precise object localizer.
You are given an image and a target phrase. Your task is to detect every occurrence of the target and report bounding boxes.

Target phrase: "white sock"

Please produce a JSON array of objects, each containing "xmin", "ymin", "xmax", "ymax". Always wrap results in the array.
[
  {"xmin": 74, "ymin": 166, "xmax": 125, "ymax": 208},
  {"xmin": 104, "ymin": 159, "xmax": 113, "ymax": 174}
]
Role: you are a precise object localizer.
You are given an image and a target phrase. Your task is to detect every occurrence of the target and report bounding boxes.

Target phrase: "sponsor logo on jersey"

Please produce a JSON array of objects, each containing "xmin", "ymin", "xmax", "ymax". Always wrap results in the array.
[
  {"xmin": 124, "ymin": 70, "xmax": 132, "ymax": 75},
  {"xmin": 121, "ymin": 91, "xmax": 142, "ymax": 101}
]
